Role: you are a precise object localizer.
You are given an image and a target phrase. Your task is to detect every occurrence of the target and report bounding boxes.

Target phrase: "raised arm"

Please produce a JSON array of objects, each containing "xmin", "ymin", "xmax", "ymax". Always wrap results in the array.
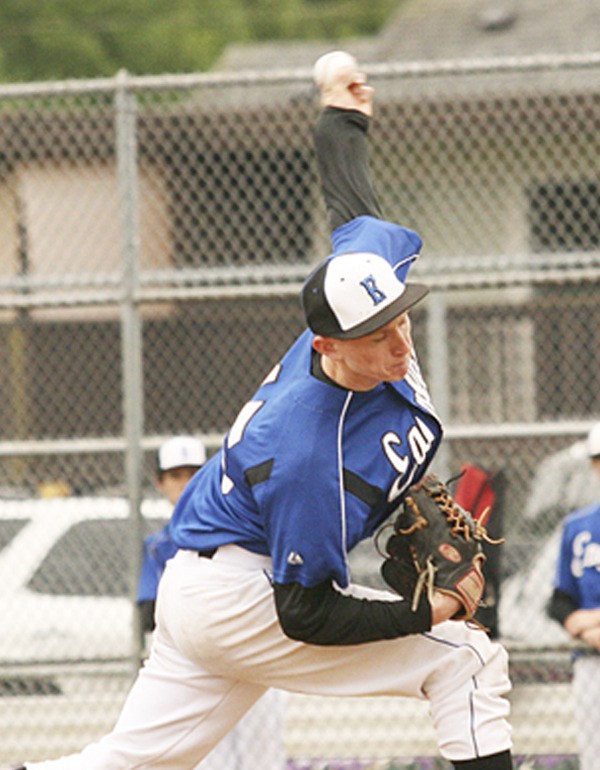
[{"xmin": 312, "ymin": 51, "xmax": 383, "ymax": 232}]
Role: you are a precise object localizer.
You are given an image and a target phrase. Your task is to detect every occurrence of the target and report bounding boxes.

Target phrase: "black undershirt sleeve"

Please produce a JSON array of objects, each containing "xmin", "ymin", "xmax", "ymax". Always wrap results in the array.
[
  {"xmin": 547, "ymin": 587, "xmax": 579, "ymax": 627},
  {"xmin": 312, "ymin": 107, "xmax": 384, "ymax": 232},
  {"xmin": 273, "ymin": 579, "xmax": 431, "ymax": 646}
]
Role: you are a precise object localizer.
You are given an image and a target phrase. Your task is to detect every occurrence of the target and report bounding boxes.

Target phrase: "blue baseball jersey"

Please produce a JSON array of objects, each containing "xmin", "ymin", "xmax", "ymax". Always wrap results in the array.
[
  {"xmin": 554, "ymin": 502, "xmax": 600, "ymax": 609},
  {"xmin": 170, "ymin": 216, "xmax": 441, "ymax": 589},
  {"xmin": 137, "ymin": 525, "xmax": 178, "ymax": 603}
]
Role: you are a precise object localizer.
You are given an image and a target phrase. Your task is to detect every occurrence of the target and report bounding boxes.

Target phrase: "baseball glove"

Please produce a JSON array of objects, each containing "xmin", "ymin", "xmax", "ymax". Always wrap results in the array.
[{"xmin": 379, "ymin": 474, "xmax": 503, "ymax": 621}]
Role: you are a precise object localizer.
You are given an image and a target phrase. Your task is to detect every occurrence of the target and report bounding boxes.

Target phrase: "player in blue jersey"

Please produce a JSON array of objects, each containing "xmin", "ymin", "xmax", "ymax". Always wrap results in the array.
[
  {"xmin": 17, "ymin": 52, "xmax": 513, "ymax": 770},
  {"xmin": 548, "ymin": 421, "xmax": 600, "ymax": 770},
  {"xmin": 137, "ymin": 436, "xmax": 207, "ymax": 634}
]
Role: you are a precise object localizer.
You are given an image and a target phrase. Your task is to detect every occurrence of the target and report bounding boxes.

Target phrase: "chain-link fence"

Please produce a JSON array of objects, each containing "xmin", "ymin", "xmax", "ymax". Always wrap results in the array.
[{"xmin": 1, "ymin": 53, "xmax": 600, "ymax": 768}]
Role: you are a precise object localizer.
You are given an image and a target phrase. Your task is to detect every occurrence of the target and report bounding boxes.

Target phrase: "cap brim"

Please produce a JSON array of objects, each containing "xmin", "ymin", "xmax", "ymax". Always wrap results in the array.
[
  {"xmin": 333, "ymin": 282, "xmax": 429, "ymax": 340},
  {"xmin": 159, "ymin": 463, "xmax": 202, "ymax": 472}
]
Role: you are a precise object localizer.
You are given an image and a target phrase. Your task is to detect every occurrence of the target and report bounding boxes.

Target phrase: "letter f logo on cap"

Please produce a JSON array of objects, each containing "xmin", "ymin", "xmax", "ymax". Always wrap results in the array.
[{"xmin": 360, "ymin": 275, "xmax": 387, "ymax": 306}]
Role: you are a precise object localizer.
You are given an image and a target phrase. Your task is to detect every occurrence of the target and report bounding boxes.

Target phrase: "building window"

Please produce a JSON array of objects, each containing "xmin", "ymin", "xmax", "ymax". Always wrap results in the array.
[{"xmin": 528, "ymin": 179, "xmax": 600, "ymax": 253}]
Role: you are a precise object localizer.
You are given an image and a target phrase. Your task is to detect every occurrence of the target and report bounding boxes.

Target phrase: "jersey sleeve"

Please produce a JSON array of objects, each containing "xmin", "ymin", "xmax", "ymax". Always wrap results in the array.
[{"xmin": 331, "ymin": 215, "xmax": 422, "ymax": 283}]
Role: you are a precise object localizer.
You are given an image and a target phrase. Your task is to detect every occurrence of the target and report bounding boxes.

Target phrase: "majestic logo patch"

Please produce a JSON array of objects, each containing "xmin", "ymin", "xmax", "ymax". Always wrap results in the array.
[
  {"xmin": 360, "ymin": 275, "xmax": 386, "ymax": 305},
  {"xmin": 287, "ymin": 551, "xmax": 304, "ymax": 566}
]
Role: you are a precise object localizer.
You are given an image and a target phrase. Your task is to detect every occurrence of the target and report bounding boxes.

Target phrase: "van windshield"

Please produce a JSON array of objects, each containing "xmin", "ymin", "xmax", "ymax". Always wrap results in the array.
[{"xmin": 27, "ymin": 518, "xmax": 167, "ymax": 597}]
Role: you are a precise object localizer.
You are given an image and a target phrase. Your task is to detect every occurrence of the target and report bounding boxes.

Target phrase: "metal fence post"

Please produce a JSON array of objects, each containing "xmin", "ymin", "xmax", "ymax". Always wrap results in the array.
[{"xmin": 115, "ymin": 69, "xmax": 145, "ymax": 670}]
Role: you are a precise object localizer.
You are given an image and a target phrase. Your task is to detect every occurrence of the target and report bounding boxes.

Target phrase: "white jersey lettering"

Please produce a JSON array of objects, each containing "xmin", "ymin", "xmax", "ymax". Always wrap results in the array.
[
  {"xmin": 221, "ymin": 401, "xmax": 265, "ymax": 494},
  {"xmin": 571, "ymin": 531, "xmax": 600, "ymax": 578},
  {"xmin": 382, "ymin": 432, "xmax": 410, "ymax": 478},
  {"xmin": 405, "ymin": 357, "xmax": 438, "ymax": 416},
  {"xmin": 383, "ymin": 417, "xmax": 435, "ymax": 502},
  {"xmin": 408, "ymin": 416, "xmax": 436, "ymax": 464},
  {"xmin": 221, "ymin": 365, "xmax": 284, "ymax": 495}
]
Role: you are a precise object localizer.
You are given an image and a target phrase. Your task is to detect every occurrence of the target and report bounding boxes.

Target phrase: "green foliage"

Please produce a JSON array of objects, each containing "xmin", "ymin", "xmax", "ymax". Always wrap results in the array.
[{"xmin": 0, "ymin": 0, "xmax": 402, "ymax": 83}]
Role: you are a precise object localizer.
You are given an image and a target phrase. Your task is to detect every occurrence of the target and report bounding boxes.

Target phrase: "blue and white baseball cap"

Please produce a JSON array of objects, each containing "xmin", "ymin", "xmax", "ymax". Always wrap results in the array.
[
  {"xmin": 301, "ymin": 252, "xmax": 429, "ymax": 339},
  {"xmin": 157, "ymin": 436, "xmax": 206, "ymax": 472},
  {"xmin": 588, "ymin": 422, "xmax": 600, "ymax": 459}
]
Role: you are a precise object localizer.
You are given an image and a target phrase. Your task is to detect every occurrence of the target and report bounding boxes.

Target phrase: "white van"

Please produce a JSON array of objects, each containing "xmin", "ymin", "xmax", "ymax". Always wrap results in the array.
[
  {"xmin": 0, "ymin": 496, "xmax": 170, "ymax": 672},
  {"xmin": 0, "ymin": 496, "xmax": 171, "ymax": 763}
]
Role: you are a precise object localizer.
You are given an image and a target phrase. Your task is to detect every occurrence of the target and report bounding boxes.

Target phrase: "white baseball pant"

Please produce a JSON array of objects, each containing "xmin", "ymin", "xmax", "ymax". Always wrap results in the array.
[
  {"xmin": 193, "ymin": 687, "xmax": 284, "ymax": 770},
  {"xmin": 25, "ymin": 545, "xmax": 512, "ymax": 769},
  {"xmin": 572, "ymin": 653, "xmax": 600, "ymax": 770}
]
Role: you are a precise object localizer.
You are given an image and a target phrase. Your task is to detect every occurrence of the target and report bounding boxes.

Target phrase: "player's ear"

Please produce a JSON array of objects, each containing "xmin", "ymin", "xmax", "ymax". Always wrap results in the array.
[{"xmin": 312, "ymin": 335, "xmax": 339, "ymax": 357}]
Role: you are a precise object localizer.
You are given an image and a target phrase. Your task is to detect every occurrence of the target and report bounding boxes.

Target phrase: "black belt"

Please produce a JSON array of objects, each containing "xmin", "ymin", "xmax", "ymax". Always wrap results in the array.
[{"xmin": 197, "ymin": 549, "xmax": 217, "ymax": 559}]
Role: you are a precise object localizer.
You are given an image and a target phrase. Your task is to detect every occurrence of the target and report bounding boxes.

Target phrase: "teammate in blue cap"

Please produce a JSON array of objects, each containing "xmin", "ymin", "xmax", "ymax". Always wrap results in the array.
[
  {"xmin": 548, "ymin": 421, "xmax": 600, "ymax": 770},
  {"xmin": 137, "ymin": 436, "xmax": 207, "ymax": 634},
  {"xmin": 18, "ymin": 53, "xmax": 513, "ymax": 770}
]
